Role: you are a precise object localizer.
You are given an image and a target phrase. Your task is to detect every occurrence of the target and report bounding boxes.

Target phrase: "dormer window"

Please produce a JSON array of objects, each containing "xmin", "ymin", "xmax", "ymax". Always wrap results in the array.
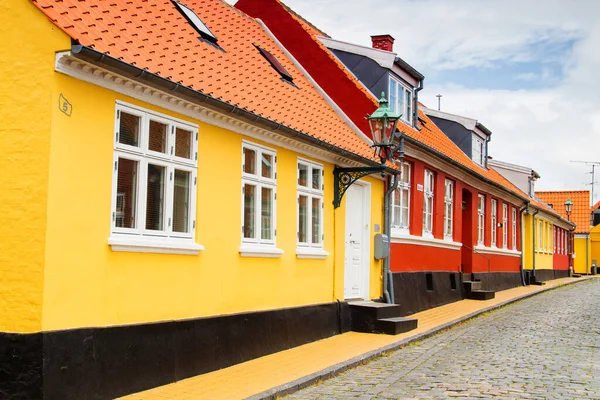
[
  {"xmin": 173, "ymin": 1, "xmax": 218, "ymax": 45},
  {"xmin": 254, "ymin": 45, "xmax": 295, "ymax": 85},
  {"xmin": 389, "ymin": 76, "xmax": 413, "ymax": 125},
  {"xmin": 472, "ymin": 135, "xmax": 484, "ymax": 166}
]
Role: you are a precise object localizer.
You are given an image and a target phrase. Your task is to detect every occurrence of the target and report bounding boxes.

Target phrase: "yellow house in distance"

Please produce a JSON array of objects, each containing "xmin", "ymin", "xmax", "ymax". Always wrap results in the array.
[
  {"xmin": 536, "ymin": 190, "xmax": 591, "ymax": 275},
  {"xmin": 589, "ymin": 200, "xmax": 600, "ymax": 273}
]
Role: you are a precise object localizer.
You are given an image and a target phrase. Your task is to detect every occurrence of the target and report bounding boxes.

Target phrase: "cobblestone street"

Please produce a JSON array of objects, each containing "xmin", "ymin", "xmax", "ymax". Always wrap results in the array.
[{"xmin": 285, "ymin": 279, "xmax": 600, "ymax": 400}]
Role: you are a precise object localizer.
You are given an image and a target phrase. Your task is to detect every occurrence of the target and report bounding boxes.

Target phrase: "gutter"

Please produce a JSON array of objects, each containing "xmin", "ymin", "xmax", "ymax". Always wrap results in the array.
[{"xmin": 70, "ymin": 43, "xmax": 392, "ymax": 172}]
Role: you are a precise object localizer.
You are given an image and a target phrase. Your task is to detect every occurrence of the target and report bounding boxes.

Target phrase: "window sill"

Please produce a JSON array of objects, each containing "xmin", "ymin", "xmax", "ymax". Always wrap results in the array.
[
  {"xmin": 239, "ymin": 243, "xmax": 284, "ymax": 258},
  {"xmin": 296, "ymin": 247, "xmax": 329, "ymax": 259},
  {"xmin": 108, "ymin": 235, "xmax": 204, "ymax": 255},
  {"xmin": 390, "ymin": 233, "xmax": 462, "ymax": 250},
  {"xmin": 474, "ymin": 245, "xmax": 521, "ymax": 257}
]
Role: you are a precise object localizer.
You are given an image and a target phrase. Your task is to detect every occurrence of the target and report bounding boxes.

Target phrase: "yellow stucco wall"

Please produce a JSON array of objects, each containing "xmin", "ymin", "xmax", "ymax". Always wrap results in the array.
[
  {"xmin": 573, "ymin": 236, "xmax": 591, "ymax": 274},
  {"xmin": 522, "ymin": 214, "xmax": 553, "ymax": 271},
  {"xmin": 41, "ymin": 70, "xmax": 384, "ymax": 331},
  {"xmin": 590, "ymin": 225, "xmax": 600, "ymax": 271},
  {"xmin": 0, "ymin": 0, "xmax": 71, "ymax": 333}
]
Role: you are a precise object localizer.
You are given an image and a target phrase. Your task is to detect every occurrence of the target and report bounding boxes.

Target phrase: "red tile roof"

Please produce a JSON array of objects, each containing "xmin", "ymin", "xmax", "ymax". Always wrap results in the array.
[
  {"xmin": 536, "ymin": 191, "xmax": 590, "ymax": 233},
  {"xmin": 30, "ymin": 0, "xmax": 381, "ymax": 164}
]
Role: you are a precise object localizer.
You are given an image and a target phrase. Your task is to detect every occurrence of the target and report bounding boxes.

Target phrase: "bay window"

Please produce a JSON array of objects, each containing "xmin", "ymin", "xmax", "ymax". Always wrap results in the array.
[
  {"xmin": 110, "ymin": 103, "xmax": 199, "ymax": 254},
  {"xmin": 392, "ymin": 162, "xmax": 411, "ymax": 233},
  {"xmin": 423, "ymin": 170, "xmax": 434, "ymax": 236},
  {"xmin": 477, "ymin": 194, "xmax": 485, "ymax": 245},
  {"xmin": 241, "ymin": 141, "xmax": 277, "ymax": 249},
  {"xmin": 297, "ymin": 159, "xmax": 326, "ymax": 257},
  {"xmin": 444, "ymin": 179, "xmax": 454, "ymax": 239},
  {"xmin": 491, "ymin": 199, "xmax": 497, "ymax": 247}
]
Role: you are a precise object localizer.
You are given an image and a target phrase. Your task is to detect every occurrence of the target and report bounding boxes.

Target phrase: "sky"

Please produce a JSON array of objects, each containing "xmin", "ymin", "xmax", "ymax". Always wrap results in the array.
[{"xmin": 227, "ymin": 0, "xmax": 600, "ymax": 205}]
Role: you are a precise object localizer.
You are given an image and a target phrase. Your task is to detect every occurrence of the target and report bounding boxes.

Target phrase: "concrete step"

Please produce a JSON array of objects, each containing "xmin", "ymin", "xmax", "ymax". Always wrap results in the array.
[
  {"xmin": 349, "ymin": 302, "xmax": 403, "ymax": 320},
  {"xmin": 375, "ymin": 317, "xmax": 418, "ymax": 335},
  {"xmin": 467, "ymin": 290, "xmax": 495, "ymax": 301},
  {"xmin": 463, "ymin": 280, "xmax": 482, "ymax": 291}
]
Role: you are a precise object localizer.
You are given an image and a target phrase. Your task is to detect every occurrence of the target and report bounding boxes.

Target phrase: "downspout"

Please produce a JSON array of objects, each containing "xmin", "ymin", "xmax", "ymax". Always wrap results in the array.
[
  {"xmin": 484, "ymin": 136, "xmax": 491, "ymax": 169},
  {"xmin": 532, "ymin": 209, "xmax": 540, "ymax": 280},
  {"xmin": 519, "ymin": 202, "xmax": 529, "ymax": 286},
  {"xmin": 413, "ymin": 80, "xmax": 424, "ymax": 131},
  {"xmin": 586, "ymin": 232, "xmax": 590, "ymax": 274}
]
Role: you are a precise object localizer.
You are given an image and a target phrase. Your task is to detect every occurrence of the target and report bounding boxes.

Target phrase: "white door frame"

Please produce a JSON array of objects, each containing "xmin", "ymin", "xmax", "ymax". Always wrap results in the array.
[{"xmin": 344, "ymin": 180, "xmax": 372, "ymax": 300}]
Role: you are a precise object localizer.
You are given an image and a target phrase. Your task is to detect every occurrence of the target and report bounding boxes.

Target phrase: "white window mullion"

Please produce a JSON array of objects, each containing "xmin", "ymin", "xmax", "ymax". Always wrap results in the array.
[{"xmin": 165, "ymin": 165, "xmax": 175, "ymax": 235}]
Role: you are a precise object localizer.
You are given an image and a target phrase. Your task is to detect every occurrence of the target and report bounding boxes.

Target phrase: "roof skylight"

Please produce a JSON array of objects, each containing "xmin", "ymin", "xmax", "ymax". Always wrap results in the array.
[
  {"xmin": 254, "ymin": 45, "xmax": 294, "ymax": 84},
  {"xmin": 173, "ymin": 1, "xmax": 218, "ymax": 44}
]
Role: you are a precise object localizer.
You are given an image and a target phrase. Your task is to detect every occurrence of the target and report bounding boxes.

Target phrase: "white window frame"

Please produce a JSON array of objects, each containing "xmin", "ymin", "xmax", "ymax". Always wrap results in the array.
[
  {"xmin": 512, "ymin": 207, "xmax": 517, "ymax": 250},
  {"xmin": 108, "ymin": 102, "xmax": 201, "ymax": 255},
  {"xmin": 490, "ymin": 199, "xmax": 497, "ymax": 247},
  {"xmin": 554, "ymin": 226, "xmax": 557, "ymax": 254},
  {"xmin": 391, "ymin": 162, "xmax": 411, "ymax": 235},
  {"xmin": 502, "ymin": 204, "xmax": 508, "ymax": 249},
  {"xmin": 477, "ymin": 194, "xmax": 485, "ymax": 245},
  {"xmin": 443, "ymin": 179, "xmax": 453, "ymax": 240},
  {"xmin": 423, "ymin": 170, "xmax": 434, "ymax": 237},
  {"xmin": 537, "ymin": 219, "xmax": 543, "ymax": 252},
  {"xmin": 389, "ymin": 76, "xmax": 413, "ymax": 125},
  {"xmin": 472, "ymin": 135, "xmax": 484, "ymax": 166},
  {"xmin": 240, "ymin": 141, "xmax": 282, "ymax": 257},
  {"xmin": 296, "ymin": 158, "xmax": 328, "ymax": 259}
]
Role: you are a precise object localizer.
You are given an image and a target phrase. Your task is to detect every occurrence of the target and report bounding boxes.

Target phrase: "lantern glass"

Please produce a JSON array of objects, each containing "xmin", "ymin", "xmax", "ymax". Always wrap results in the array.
[
  {"xmin": 382, "ymin": 117, "xmax": 399, "ymax": 146},
  {"xmin": 564, "ymin": 199, "xmax": 573, "ymax": 214},
  {"xmin": 369, "ymin": 118, "xmax": 384, "ymax": 145}
]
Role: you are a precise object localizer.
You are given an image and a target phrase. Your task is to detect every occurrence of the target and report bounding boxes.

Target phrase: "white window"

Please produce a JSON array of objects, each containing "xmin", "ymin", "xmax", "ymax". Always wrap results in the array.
[
  {"xmin": 444, "ymin": 179, "xmax": 453, "ymax": 239},
  {"xmin": 491, "ymin": 199, "xmax": 497, "ymax": 247},
  {"xmin": 297, "ymin": 159, "xmax": 324, "ymax": 249},
  {"xmin": 423, "ymin": 170, "xmax": 434, "ymax": 236},
  {"xmin": 537, "ymin": 219, "xmax": 543, "ymax": 252},
  {"xmin": 472, "ymin": 135, "xmax": 484, "ymax": 166},
  {"xmin": 554, "ymin": 226, "xmax": 557, "ymax": 254},
  {"xmin": 242, "ymin": 142, "xmax": 277, "ymax": 246},
  {"xmin": 502, "ymin": 204, "xmax": 508, "ymax": 249},
  {"xmin": 512, "ymin": 207, "xmax": 517, "ymax": 250},
  {"xmin": 477, "ymin": 194, "xmax": 485, "ymax": 245},
  {"xmin": 392, "ymin": 162, "xmax": 411, "ymax": 232},
  {"xmin": 110, "ymin": 103, "xmax": 199, "ymax": 253},
  {"xmin": 389, "ymin": 77, "xmax": 413, "ymax": 124}
]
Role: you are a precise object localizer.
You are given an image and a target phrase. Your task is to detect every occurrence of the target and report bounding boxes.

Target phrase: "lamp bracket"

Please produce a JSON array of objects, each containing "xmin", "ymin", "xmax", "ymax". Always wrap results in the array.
[{"xmin": 333, "ymin": 165, "xmax": 385, "ymax": 208}]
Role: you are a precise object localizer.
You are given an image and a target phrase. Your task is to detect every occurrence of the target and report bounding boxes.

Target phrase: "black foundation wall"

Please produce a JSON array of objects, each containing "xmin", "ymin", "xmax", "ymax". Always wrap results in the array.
[
  {"xmin": 392, "ymin": 271, "xmax": 463, "ymax": 316},
  {"xmin": 0, "ymin": 332, "xmax": 43, "ymax": 400},
  {"xmin": 471, "ymin": 272, "xmax": 522, "ymax": 292},
  {"xmin": 4, "ymin": 302, "xmax": 346, "ymax": 400},
  {"xmin": 532, "ymin": 269, "xmax": 555, "ymax": 282},
  {"xmin": 554, "ymin": 269, "xmax": 570, "ymax": 279}
]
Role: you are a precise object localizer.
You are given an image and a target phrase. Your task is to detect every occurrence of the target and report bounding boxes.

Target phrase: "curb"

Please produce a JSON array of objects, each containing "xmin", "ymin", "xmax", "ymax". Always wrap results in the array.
[{"xmin": 246, "ymin": 277, "xmax": 593, "ymax": 400}]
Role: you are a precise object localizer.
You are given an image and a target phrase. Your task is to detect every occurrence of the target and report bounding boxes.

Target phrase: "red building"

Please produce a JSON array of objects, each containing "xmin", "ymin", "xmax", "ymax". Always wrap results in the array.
[{"xmin": 237, "ymin": 0, "xmax": 534, "ymax": 315}]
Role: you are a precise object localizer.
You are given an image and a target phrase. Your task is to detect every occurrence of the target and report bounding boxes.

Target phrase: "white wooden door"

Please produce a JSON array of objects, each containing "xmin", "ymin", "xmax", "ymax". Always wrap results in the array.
[{"xmin": 344, "ymin": 183, "xmax": 370, "ymax": 300}]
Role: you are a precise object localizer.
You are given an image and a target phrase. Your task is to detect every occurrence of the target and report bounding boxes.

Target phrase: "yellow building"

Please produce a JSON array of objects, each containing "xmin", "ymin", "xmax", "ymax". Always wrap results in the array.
[
  {"xmin": 537, "ymin": 191, "xmax": 591, "ymax": 275},
  {"xmin": 1, "ymin": 1, "xmax": 396, "ymax": 398}
]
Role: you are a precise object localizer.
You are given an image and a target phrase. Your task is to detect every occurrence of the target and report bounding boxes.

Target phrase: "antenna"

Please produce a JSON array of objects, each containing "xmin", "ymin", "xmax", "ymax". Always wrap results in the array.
[
  {"xmin": 436, "ymin": 94, "xmax": 442, "ymax": 111},
  {"xmin": 570, "ymin": 160, "xmax": 600, "ymax": 206}
]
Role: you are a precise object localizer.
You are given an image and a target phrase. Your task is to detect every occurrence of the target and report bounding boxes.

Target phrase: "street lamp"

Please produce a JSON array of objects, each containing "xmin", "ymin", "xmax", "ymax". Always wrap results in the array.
[
  {"xmin": 565, "ymin": 198, "xmax": 573, "ymax": 221},
  {"xmin": 333, "ymin": 93, "xmax": 402, "ymax": 208}
]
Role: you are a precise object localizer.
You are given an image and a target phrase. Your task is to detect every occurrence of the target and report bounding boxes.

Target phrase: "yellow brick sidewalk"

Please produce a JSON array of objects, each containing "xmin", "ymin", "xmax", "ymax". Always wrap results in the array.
[{"xmin": 120, "ymin": 277, "xmax": 592, "ymax": 400}]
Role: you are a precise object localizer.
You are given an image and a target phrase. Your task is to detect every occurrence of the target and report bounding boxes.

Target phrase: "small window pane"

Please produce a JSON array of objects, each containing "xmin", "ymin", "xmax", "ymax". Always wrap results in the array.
[
  {"xmin": 146, "ymin": 164, "xmax": 166, "ymax": 231},
  {"xmin": 119, "ymin": 112, "xmax": 141, "ymax": 147},
  {"xmin": 261, "ymin": 153, "xmax": 273, "ymax": 179},
  {"xmin": 243, "ymin": 147, "xmax": 256, "ymax": 175},
  {"xmin": 173, "ymin": 170, "xmax": 190, "ymax": 233},
  {"xmin": 389, "ymin": 79, "xmax": 397, "ymax": 113},
  {"xmin": 175, "ymin": 128, "xmax": 193, "ymax": 159},
  {"xmin": 299, "ymin": 195, "xmax": 308, "ymax": 243},
  {"xmin": 149, "ymin": 120, "xmax": 168, "ymax": 154},
  {"xmin": 312, "ymin": 198, "xmax": 321, "ymax": 244},
  {"xmin": 298, "ymin": 163, "xmax": 308, "ymax": 187},
  {"xmin": 261, "ymin": 187, "xmax": 273, "ymax": 240},
  {"xmin": 116, "ymin": 158, "xmax": 138, "ymax": 228},
  {"xmin": 312, "ymin": 168, "xmax": 321, "ymax": 190},
  {"xmin": 243, "ymin": 184, "xmax": 256, "ymax": 238}
]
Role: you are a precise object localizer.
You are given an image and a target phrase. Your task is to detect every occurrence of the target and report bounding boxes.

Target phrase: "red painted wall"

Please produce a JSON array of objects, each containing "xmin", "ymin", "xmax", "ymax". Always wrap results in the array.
[
  {"xmin": 553, "ymin": 254, "xmax": 569, "ymax": 270},
  {"xmin": 389, "ymin": 243, "xmax": 461, "ymax": 272}
]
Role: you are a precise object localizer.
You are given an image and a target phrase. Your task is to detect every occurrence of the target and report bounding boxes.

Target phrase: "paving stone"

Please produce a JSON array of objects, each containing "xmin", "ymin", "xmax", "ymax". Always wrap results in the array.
[{"xmin": 285, "ymin": 279, "xmax": 600, "ymax": 399}]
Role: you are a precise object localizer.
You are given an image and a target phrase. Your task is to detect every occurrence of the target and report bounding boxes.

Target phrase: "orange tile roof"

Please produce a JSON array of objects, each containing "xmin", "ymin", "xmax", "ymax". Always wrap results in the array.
[
  {"xmin": 536, "ymin": 191, "xmax": 590, "ymax": 233},
  {"xmin": 591, "ymin": 200, "xmax": 600, "ymax": 212},
  {"xmin": 30, "ymin": 0, "xmax": 381, "ymax": 164}
]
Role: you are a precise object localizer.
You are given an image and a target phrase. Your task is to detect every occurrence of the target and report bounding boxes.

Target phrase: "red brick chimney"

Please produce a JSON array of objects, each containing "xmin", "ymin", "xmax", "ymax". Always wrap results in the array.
[{"xmin": 371, "ymin": 34, "xmax": 395, "ymax": 52}]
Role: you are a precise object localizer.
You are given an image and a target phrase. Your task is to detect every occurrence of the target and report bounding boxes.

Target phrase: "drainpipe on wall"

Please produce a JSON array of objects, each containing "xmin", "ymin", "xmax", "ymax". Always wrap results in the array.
[
  {"xmin": 413, "ymin": 80, "xmax": 424, "ymax": 131},
  {"xmin": 519, "ymin": 202, "xmax": 529, "ymax": 286},
  {"xmin": 532, "ymin": 209, "xmax": 540, "ymax": 281},
  {"xmin": 586, "ymin": 233, "xmax": 590, "ymax": 274}
]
